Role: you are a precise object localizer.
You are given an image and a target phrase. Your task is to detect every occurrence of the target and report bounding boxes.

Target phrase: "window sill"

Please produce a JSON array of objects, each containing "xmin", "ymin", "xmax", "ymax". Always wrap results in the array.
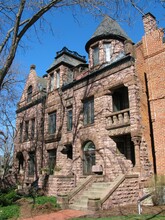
[{"xmin": 83, "ymin": 122, "xmax": 95, "ymax": 128}]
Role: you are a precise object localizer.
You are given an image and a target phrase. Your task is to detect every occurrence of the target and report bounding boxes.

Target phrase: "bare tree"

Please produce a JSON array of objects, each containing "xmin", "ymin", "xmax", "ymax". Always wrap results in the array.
[
  {"xmin": 0, "ymin": 64, "xmax": 26, "ymax": 179},
  {"xmin": 0, "ymin": 0, "xmax": 152, "ymax": 89}
]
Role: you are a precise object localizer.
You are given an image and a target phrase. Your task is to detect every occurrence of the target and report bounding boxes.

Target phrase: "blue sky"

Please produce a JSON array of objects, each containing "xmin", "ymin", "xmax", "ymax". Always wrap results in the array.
[{"xmin": 15, "ymin": 2, "xmax": 165, "ymax": 78}]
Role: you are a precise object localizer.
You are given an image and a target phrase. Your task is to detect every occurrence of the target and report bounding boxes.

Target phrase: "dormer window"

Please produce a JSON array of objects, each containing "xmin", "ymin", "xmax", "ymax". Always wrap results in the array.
[
  {"xmin": 50, "ymin": 73, "xmax": 54, "ymax": 92},
  {"xmin": 104, "ymin": 43, "xmax": 112, "ymax": 62},
  {"xmin": 92, "ymin": 45, "xmax": 99, "ymax": 66},
  {"xmin": 56, "ymin": 70, "xmax": 60, "ymax": 89},
  {"xmin": 27, "ymin": 85, "xmax": 32, "ymax": 102}
]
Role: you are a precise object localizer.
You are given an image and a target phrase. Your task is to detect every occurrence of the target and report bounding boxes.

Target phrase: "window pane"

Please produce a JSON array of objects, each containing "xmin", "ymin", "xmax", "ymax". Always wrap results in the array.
[
  {"xmin": 25, "ymin": 121, "xmax": 29, "ymax": 141},
  {"xmin": 83, "ymin": 98, "xmax": 94, "ymax": 125},
  {"xmin": 67, "ymin": 70, "xmax": 73, "ymax": 83},
  {"xmin": 48, "ymin": 149, "xmax": 56, "ymax": 175},
  {"xmin": 27, "ymin": 86, "xmax": 32, "ymax": 102},
  {"xmin": 50, "ymin": 74, "xmax": 54, "ymax": 91},
  {"xmin": 56, "ymin": 70, "xmax": 60, "ymax": 88},
  {"xmin": 104, "ymin": 43, "xmax": 111, "ymax": 62},
  {"xmin": 48, "ymin": 112, "xmax": 56, "ymax": 134},
  {"xmin": 113, "ymin": 87, "xmax": 129, "ymax": 112},
  {"xmin": 67, "ymin": 109, "xmax": 72, "ymax": 131},
  {"xmin": 20, "ymin": 122, "xmax": 23, "ymax": 142},
  {"xmin": 93, "ymin": 47, "xmax": 99, "ymax": 66},
  {"xmin": 31, "ymin": 119, "xmax": 35, "ymax": 139},
  {"xmin": 28, "ymin": 152, "xmax": 35, "ymax": 176}
]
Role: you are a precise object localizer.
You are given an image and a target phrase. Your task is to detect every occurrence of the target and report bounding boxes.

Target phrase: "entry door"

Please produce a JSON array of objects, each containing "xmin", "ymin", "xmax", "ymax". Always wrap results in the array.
[{"xmin": 83, "ymin": 141, "xmax": 95, "ymax": 175}]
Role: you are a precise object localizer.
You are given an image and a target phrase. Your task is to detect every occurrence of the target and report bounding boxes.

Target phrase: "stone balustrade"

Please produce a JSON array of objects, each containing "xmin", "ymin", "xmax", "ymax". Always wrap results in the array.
[{"xmin": 106, "ymin": 108, "xmax": 130, "ymax": 129}]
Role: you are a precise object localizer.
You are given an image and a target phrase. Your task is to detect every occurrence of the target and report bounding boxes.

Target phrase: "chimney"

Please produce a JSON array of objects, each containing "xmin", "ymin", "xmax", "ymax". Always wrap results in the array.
[
  {"xmin": 142, "ymin": 13, "xmax": 157, "ymax": 35},
  {"xmin": 30, "ymin": 64, "xmax": 36, "ymax": 70}
]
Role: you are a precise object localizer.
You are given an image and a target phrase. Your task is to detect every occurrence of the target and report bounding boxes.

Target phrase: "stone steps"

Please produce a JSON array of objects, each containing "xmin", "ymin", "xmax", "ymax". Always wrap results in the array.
[{"xmin": 69, "ymin": 181, "xmax": 112, "ymax": 210}]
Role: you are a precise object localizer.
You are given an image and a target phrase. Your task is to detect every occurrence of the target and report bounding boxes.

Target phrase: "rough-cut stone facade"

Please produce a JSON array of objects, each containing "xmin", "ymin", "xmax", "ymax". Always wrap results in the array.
[{"xmin": 14, "ymin": 13, "xmax": 165, "ymax": 207}]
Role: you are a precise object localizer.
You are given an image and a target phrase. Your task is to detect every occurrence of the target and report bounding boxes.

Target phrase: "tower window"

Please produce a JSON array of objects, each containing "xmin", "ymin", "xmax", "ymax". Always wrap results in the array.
[
  {"xmin": 27, "ymin": 86, "xmax": 32, "ymax": 102},
  {"xmin": 92, "ymin": 46, "xmax": 99, "ymax": 66},
  {"xmin": 104, "ymin": 43, "xmax": 112, "ymax": 62}
]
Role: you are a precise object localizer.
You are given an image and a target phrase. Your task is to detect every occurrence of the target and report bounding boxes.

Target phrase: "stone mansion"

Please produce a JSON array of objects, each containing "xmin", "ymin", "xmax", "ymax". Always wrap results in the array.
[{"xmin": 14, "ymin": 13, "xmax": 165, "ymax": 209}]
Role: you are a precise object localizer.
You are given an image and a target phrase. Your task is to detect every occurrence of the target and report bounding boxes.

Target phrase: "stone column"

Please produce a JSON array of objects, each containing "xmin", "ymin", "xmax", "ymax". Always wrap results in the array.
[{"xmin": 132, "ymin": 136, "xmax": 141, "ymax": 172}]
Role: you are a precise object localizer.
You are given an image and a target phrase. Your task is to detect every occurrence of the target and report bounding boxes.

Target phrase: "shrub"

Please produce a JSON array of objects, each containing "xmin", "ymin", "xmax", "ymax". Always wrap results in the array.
[
  {"xmin": 35, "ymin": 196, "xmax": 59, "ymax": 208},
  {"xmin": 0, "ymin": 205, "xmax": 19, "ymax": 220},
  {"xmin": 0, "ymin": 189, "xmax": 20, "ymax": 206}
]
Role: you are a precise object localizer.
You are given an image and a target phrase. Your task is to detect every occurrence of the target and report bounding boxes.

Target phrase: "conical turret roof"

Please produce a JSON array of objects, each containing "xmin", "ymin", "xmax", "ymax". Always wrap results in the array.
[{"xmin": 85, "ymin": 15, "xmax": 130, "ymax": 52}]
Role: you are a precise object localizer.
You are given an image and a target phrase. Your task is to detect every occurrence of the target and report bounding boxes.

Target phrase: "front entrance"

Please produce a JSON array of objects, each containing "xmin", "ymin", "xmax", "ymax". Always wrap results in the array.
[{"xmin": 83, "ymin": 141, "xmax": 96, "ymax": 175}]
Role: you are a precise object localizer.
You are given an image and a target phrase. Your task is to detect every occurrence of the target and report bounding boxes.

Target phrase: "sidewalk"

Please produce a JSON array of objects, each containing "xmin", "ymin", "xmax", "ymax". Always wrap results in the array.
[{"xmin": 22, "ymin": 209, "xmax": 90, "ymax": 220}]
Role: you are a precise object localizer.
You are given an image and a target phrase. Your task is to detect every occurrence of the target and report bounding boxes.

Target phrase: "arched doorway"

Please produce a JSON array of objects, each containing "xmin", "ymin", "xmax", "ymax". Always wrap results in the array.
[{"xmin": 83, "ymin": 141, "xmax": 96, "ymax": 175}]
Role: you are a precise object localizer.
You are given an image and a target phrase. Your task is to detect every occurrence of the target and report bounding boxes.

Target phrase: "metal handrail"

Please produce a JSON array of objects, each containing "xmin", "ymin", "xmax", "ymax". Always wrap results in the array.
[{"xmin": 137, "ymin": 192, "xmax": 153, "ymax": 215}]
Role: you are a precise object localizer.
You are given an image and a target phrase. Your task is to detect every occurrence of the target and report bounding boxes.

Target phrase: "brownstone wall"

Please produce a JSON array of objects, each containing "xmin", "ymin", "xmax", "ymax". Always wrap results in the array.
[{"xmin": 46, "ymin": 175, "xmax": 75, "ymax": 196}]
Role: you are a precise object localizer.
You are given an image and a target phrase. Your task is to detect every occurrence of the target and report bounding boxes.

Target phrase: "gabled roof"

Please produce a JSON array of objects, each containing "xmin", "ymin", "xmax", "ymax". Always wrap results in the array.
[{"xmin": 85, "ymin": 15, "xmax": 131, "ymax": 52}]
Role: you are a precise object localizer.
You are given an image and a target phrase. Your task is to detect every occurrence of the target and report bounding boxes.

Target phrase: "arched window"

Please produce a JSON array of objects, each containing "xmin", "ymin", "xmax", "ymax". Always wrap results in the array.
[
  {"xmin": 27, "ymin": 85, "xmax": 32, "ymax": 102},
  {"xmin": 83, "ymin": 141, "xmax": 96, "ymax": 175}
]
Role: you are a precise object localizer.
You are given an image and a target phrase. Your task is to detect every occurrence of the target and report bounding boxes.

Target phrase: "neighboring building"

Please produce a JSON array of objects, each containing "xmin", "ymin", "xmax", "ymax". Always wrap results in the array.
[{"xmin": 14, "ymin": 13, "xmax": 165, "ymax": 209}]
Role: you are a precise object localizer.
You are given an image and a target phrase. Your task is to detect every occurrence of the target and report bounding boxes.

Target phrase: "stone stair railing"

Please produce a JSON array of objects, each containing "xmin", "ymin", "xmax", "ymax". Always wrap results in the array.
[
  {"xmin": 57, "ymin": 173, "xmax": 139, "ymax": 211},
  {"xmin": 57, "ymin": 175, "xmax": 98, "ymax": 209}
]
